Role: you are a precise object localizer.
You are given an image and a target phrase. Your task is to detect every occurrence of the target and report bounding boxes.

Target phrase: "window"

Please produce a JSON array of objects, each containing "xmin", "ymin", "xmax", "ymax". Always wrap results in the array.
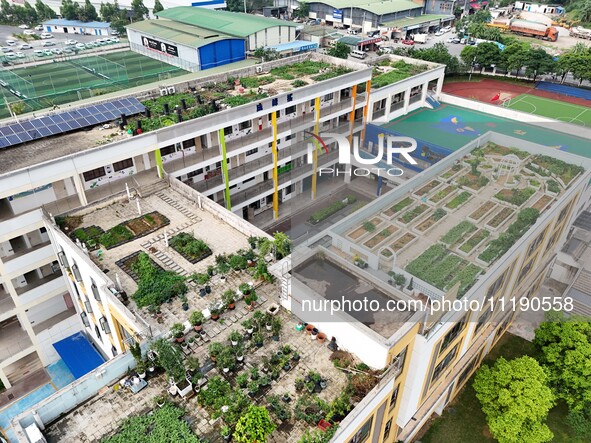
[
  {"xmin": 440, "ymin": 319, "xmax": 466, "ymax": 353},
  {"xmin": 527, "ymin": 230, "xmax": 546, "ymax": 257},
  {"xmin": 224, "ymin": 126, "xmax": 233, "ymax": 135},
  {"xmin": 40, "ymin": 227, "xmax": 47, "ymax": 233},
  {"xmin": 243, "ymin": 176, "xmax": 255, "ymax": 183},
  {"xmin": 285, "ymin": 105, "xmax": 296, "ymax": 115},
  {"xmin": 431, "ymin": 343, "xmax": 459, "ymax": 385},
  {"xmin": 239, "ymin": 120, "xmax": 252, "ymax": 131},
  {"xmin": 80, "ymin": 312, "xmax": 90, "ymax": 327},
  {"xmin": 182, "ymin": 138, "xmax": 195, "ymax": 149},
  {"xmin": 160, "ymin": 145, "xmax": 175, "ymax": 156},
  {"xmin": 383, "ymin": 418, "xmax": 393, "ymax": 440},
  {"xmin": 112, "ymin": 158, "xmax": 133, "ymax": 172},
  {"xmin": 486, "ymin": 273, "xmax": 506, "ymax": 299},
  {"xmin": 246, "ymin": 148, "xmax": 258, "ymax": 156},
  {"xmin": 324, "ymin": 92, "xmax": 334, "ymax": 101},
  {"xmin": 83, "ymin": 167, "xmax": 106, "ymax": 182},
  {"xmin": 84, "ymin": 298, "xmax": 93, "ymax": 314},
  {"xmin": 91, "ymin": 279, "xmax": 100, "ymax": 301},
  {"xmin": 310, "ymin": 99, "xmax": 315, "ymax": 107},
  {"xmin": 457, "ymin": 352, "xmax": 482, "ymax": 387},
  {"xmin": 389, "ymin": 385, "xmax": 400, "ymax": 411},
  {"xmin": 392, "ymin": 346, "xmax": 407, "ymax": 373},
  {"xmin": 99, "ymin": 316, "xmax": 111, "ymax": 334},
  {"xmin": 187, "ymin": 169, "xmax": 203, "ymax": 179},
  {"xmin": 286, "ymin": 134, "xmax": 294, "ymax": 141},
  {"xmin": 517, "ymin": 257, "xmax": 535, "ymax": 285},
  {"xmin": 95, "ymin": 325, "xmax": 102, "ymax": 341},
  {"xmin": 284, "ymin": 184, "xmax": 292, "ymax": 195},
  {"xmin": 349, "ymin": 417, "xmax": 372, "ymax": 443},
  {"xmin": 71, "ymin": 263, "xmax": 82, "ymax": 282}
]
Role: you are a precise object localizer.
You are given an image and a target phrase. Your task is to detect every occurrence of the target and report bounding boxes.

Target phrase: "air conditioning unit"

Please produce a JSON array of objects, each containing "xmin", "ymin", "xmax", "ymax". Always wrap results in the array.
[
  {"xmin": 167, "ymin": 86, "xmax": 176, "ymax": 94},
  {"xmin": 159, "ymin": 88, "xmax": 168, "ymax": 96},
  {"xmin": 255, "ymin": 66, "xmax": 263, "ymax": 74}
]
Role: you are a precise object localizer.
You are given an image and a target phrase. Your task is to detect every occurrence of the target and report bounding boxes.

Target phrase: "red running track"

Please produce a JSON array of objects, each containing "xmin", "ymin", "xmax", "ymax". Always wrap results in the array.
[{"xmin": 443, "ymin": 79, "xmax": 591, "ymax": 107}]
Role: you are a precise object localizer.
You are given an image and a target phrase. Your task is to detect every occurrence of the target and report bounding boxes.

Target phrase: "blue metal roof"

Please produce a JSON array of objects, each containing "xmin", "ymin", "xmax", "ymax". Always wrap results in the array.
[
  {"xmin": 44, "ymin": 19, "xmax": 111, "ymax": 28},
  {"xmin": 267, "ymin": 41, "xmax": 318, "ymax": 53}
]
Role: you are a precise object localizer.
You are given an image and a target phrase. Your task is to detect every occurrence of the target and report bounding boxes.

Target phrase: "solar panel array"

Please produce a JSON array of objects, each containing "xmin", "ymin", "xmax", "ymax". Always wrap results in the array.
[{"xmin": 0, "ymin": 97, "xmax": 145, "ymax": 149}]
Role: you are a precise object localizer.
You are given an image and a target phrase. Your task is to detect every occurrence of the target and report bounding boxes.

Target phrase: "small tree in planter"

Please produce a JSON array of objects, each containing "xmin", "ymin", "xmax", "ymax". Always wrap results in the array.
[
  {"xmin": 229, "ymin": 254, "xmax": 248, "ymax": 271},
  {"xmin": 394, "ymin": 273, "xmax": 406, "ymax": 288},
  {"xmin": 192, "ymin": 272, "xmax": 210, "ymax": 285},
  {"xmin": 247, "ymin": 380, "xmax": 259, "ymax": 397},
  {"xmin": 239, "ymin": 282, "xmax": 251, "ymax": 296},
  {"xmin": 252, "ymin": 310, "xmax": 265, "ymax": 329},
  {"xmin": 234, "ymin": 405, "xmax": 276, "ymax": 443},
  {"xmin": 252, "ymin": 331, "xmax": 264, "ymax": 347},
  {"xmin": 271, "ymin": 318, "xmax": 282, "ymax": 341},
  {"xmin": 223, "ymin": 290, "xmax": 236, "ymax": 310},
  {"xmin": 189, "ymin": 311, "xmax": 204, "ymax": 331},
  {"xmin": 217, "ymin": 347, "xmax": 235, "ymax": 373},
  {"xmin": 244, "ymin": 290, "xmax": 258, "ymax": 310},
  {"xmin": 136, "ymin": 360, "xmax": 147, "ymax": 379},
  {"xmin": 170, "ymin": 323, "xmax": 185, "ymax": 343},
  {"xmin": 221, "ymin": 425, "xmax": 231, "ymax": 441},
  {"xmin": 209, "ymin": 342, "xmax": 224, "ymax": 362},
  {"xmin": 185, "ymin": 356, "xmax": 200, "ymax": 375},
  {"xmin": 242, "ymin": 318, "xmax": 254, "ymax": 334},
  {"xmin": 234, "ymin": 343, "xmax": 245, "ymax": 362},
  {"xmin": 237, "ymin": 373, "xmax": 249, "ymax": 388},
  {"xmin": 248, "ymin": 236, "xmax": 258, "ymax": 249},
  {"xmin": 229, "ymin": 330, "xmax": 243, "ymax": 346},
  {"xmin": 210, "ymin": 306, "xmax": 221, "ymax": 321}
]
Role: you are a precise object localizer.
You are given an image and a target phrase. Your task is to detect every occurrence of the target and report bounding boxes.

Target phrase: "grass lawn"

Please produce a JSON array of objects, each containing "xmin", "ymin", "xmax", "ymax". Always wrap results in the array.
[
  {"xmin": 505, "ymin": 94, "xmax": 591, "ymax": 127},
  {"xmin": 419, "ymin": 333, "xmax": 585, "ymax": 443}
]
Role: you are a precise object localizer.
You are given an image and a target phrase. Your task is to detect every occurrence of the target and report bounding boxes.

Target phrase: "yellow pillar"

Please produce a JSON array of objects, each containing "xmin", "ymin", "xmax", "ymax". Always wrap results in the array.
[
  {"xmin": 154, "ymin": 148, "xmax": 164, "ymax": 179},
  {"xmin": 348, "ymin": 84, "xmax": 358, "ymax": 146},
  {"xmin": 361, "ymin": 79, "xmax": 372, "ymax": 143},
  {"xmin": 311, "ymin": 97, "xmax": 321, "ymax": 200},
  {"xmin": 271, "ymin": 111, "xmax": 279, "ymax": 219}
]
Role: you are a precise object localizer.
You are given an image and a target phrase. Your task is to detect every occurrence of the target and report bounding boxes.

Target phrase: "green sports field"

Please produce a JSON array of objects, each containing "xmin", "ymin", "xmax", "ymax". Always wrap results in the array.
[
  {"xmin": 0, "ymin": 51, "xmax": 187, "ymax": 118},
  {"xmin": 383, "ymin": 104, "xmax": 591, "ymax": 159},
  {"xmin": 503, "ymin": 93, "xmax": 591, "ymax": 127}
]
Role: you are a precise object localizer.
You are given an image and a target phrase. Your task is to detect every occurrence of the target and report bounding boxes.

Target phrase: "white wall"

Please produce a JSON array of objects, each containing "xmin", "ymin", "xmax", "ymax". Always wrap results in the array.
[
  {"xmin": 35, "ymin": 314, "xmax": 83, "ymax": 365},
  {"xmin": 9, "ymin": 185, "xmax": 57, "ymax": 215},
  {"xmin": 26, "ymin": 295, "xmax": 67, "ymax": 325}
]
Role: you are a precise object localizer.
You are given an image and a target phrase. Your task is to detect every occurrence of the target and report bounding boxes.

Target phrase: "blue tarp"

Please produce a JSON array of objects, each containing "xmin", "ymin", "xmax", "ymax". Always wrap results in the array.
[
  {"xmin": 53, "ymin": 332, "xmax": 105, "ymax": 379},
  {"xmin": 266, "ymin": 41, "xmax": 318, "ymax": 53},
  {"xmin": 535, "ymin": 81, "xmax": 591, "ymax": 101}
]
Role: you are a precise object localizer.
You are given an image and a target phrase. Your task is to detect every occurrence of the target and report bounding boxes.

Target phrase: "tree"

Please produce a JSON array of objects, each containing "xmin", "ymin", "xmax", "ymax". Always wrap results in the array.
[
  {"xmin": 474, "ymin": 42, "xmax": 502, "ymax": 71},
  {"xmin": 153, "ymin": 0, "xmax": 164, "ymax": 13},
  {"xmin": 460, "ymin": 45, "xmax": 477, "ymax": 66},
  {"xmin": 473, "ymin": 356, "xmax": 555, "ymax": 443},
  {"xmin": 409, "ymin": 43, "xmax": 461, "ymax": 74},
  {"xmin": 293, "ymin": 1, "xmax": 309, "ymax": 19},
  {"xmin": 131, "ymin": 0, "xmax": 148, "ymax": 20},
  {"xmin": 35, "ymin": 0, "xmax": 56, "ymax": 20},
  {"xmin": 80, "ymin": 0, "xmax": 98, "ymax": 21},
  {"xmin": 60, "ymin": 0, "xmax": 80, "ymax": 20},
  {"xmin": 100, "ymin": 1, "xmax": 119, "ymax": 21},
  {"xmin": 523, "ymin": 48, "xmax": 555, "ymax": 82},
  {"xmin": 233, "ymin": 405, "xmax": 276, "ymax": 443},
  {"xmin": 327, "ymin": 42, "xmax": 351, "ymax": 59},
  {"xmin": 533, "ymin": 313, "xmax": 591, "ymax": 411},
  {"xmin": 578, "ymin": 0, "xmax": 591, "ymax": 22},
  {"xmin": 500, "ymin": 42, "xmax": 528, "ymax": 75}
]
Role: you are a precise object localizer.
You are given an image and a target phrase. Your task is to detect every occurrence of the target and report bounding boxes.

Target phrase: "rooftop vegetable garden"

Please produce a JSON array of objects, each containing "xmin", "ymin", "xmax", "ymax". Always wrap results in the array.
[
  {"xmin": 494, "ymin": 188, "xmax": 535, "ymax": 207},
  {"xmin": 527, "ymin": 155, "xmax": 584, "ymax": 186},
  {"xmin": 372, "ymin": 60, "xmax": 430, "ymax": 89},
  {"xmin": 169, "ymin": 232, "xmax": 212, "ymax": 264},
  {"xmin": 269, "ymin": 61, "xmax": 352, "ymax": 81}
]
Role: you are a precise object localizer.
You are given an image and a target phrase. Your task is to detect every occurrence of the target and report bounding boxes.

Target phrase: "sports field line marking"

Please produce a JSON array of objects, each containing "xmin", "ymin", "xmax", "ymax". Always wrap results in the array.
[
  {"xmin": 570, "ymin": 108, "xmax": 590, "ymax": 125},
  {"xmin": 521, "ymin": 94, "xmax": 590, "ymax": 111},
  {"xmin": 505, "ymin": 94, "xmax": 528, "ymax": 109}
]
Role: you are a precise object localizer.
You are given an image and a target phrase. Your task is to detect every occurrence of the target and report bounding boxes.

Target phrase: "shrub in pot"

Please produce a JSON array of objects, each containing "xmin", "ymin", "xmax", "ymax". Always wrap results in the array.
[
  {"xmin": 190, "ymin": 311, "xmax": 204, "ymax": 331},
  {"xmin": 239, "ymin": 282, "xmax": 251, "ymax": 296},
  {"xmin": 252, "ymin": 331, "xmax": 264, "ymax": 347},
  {"xmin": 223, "ymin": 290, "xmax": 236, "ymax": 310},
  {"xmin": 250, "ymin": 367, "xmax": 259, "ymax": 380},
  {"xmin": 217, "ymin": 347, "xmax": 235, "ymax": 373},
  {"xmin": 208, "ymin": 342, "xmax": 223, "ymax": 362},
  {"xmin": 244, "ymin": 290, "xmax": 258, "ymax": 310},
  {"xmin": 136, "ymin": 361, "xmax": 147, "ymax": 379},
  {"xmin": 248, "ymin": 380, "xmax": 259, "ymax": 396},
  {"xmin": 271, "ymin": 318, "xmax": 282, "ymax": 340},
  {"xmin": 210, "ymin": 307, "xmax": 221, "ymax": 321},
  {"xmin": 229, "ymin": 330, "xmax": 243, "ymax": 346},
  {"xmin": 237, "ymin": 373, "xmax": 249, "ymax": 388},
  {"xmin": 235, "ymin": 344, "xmax": 245, "ymax": 362},
  {"xmin": 170, "ymin": 323, "xmax": 185, "ymax": 343},
  {"xmin": 241, "ymin": 318, "xmax": 254, "ymax": 334},
  {"xmin": 221, "ymin": 425, "xmax": 231, "ymax": 441}
]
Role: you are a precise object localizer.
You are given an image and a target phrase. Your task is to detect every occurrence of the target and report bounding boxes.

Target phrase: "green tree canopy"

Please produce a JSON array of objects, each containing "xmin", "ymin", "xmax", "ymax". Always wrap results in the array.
[
  {"xmin": 533, "ymin": 313, "xmax": 591, "ymax": 411},
  {"xmin": 293, "ymin": 1, "xmax": 309, "ymax": 19},
  {"xmin": 523, "ymin": 47, "xmax": 555, "ymax": 82},
  {"xmin": 153, "ymin": 0, "xmax": 164, "ymax": 13},
  {"xmin": 131, "ymin": 0, "xmax": 148, "ymax": 20},
  {"xmin": 473, "ymin": 356, "xmax": 555, "ymax": 443},
  {"xmin": 407, "ymin": 42, "xmax": 462, "ymax": 74},
  {"xmin": 327, "ymin": 42, "xmax": 351, "ymax": 59},
  {"xmin": 80, "ymin": 0, "xmax": 98, "ymax": 21},
  {"xmin": 60, "ymin": 0, "xmax": 80, "ymax": 20},
  {"xmin": 234, "ymin": 405, "xmax": 276, "ymax": 443},
  {"xmin": 474, "ymin": 42, "xmax": 502, "ymax": 71},
  {"xmin": 35, "ymin": 0, "xmax": 56, "ymax": 20},
  {"xmin": 500, "ymin": 42, "xmax": 528, "ymax": 74}
]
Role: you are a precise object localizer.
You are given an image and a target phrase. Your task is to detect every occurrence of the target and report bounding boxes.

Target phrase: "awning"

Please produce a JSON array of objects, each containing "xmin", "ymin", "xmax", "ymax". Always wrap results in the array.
[
  {"xmin": 53, "ymin": 332, "xmax": 105, "ymax": 379},
  {"xmin": 470, "ymin": 3, "xmax": 482, "ymax": 9},
  {"xmin": 359, "ymin": 37, "xmax": 382, "ymax": 46}
]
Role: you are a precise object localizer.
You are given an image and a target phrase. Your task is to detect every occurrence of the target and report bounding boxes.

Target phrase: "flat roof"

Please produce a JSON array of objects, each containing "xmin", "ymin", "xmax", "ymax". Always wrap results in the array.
[
  {"xmin": 382, "ymin": 14, "xmax": 455, "ymax": 29},
  {"xmin": 311, "ymin": 0, "xmax": 422, "ymax": 16},
  {"xmin": 267, "ymin": 40, "xmax": 319, "ymax": 52},
  {"xmin": 44, "ymin": 19, "xmax": 111, "ymax": 28},
  {"xmin": 126, "ymin": 19, "xmax": 231, "ymax": 48},
  {"xmin": 156, "ymin": 7, "xmax": 297, "ymax": 38}
]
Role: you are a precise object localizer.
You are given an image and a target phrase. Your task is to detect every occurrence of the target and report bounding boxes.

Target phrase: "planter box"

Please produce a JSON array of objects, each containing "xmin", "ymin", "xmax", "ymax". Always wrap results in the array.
[
  {"xmin": 413, "ymin": 179, "xmax": 441, "ymax": 198},
  {"xmin": 389, "ymin": 232, "xmax": 417, "ymax": 253},
  {"xmin": 115, "ymin": 250, "xmax": 166, "ymax": 282},
  {"xmin": 397, "ymin": 204, "xmax": 429, "ymax": 227},
  {"xmin": 362, "ymin": 224, "xmax": 398, "ymax": 250},
  {"xmin": 485, "ymin": 207, "xmax": 514, "ymax": 231},
  {"xmin": 100, "ymin": 211, "xmax": 170, "ymax": 250},
  {"xmin": 413, "ymin": 211, "xmax": 446, "ymax": 235},
  {"xmin": 444, "ymin": 191, "xmax": 472, "ymax": 212},
  {"xmin": 383, "ymin": 197, "xmax": 414, "ymax": 219},
  {"xmin": 428, "ymin": 185, "xmax": 456, "ymax": 205},
  {"xmin": 457, "ymin": 229, "xmax": 490, "ymax": 256},
  {"xmin": 468, "ymin": 202, "xmax": 496, "ymax": 223},
  {"xmin": 530, "ymin": 194, "xmax": 553, "ymax": 212},
  {"xmin": 347, "ymin": 217, "xmax": 383, "ymax": 241}
]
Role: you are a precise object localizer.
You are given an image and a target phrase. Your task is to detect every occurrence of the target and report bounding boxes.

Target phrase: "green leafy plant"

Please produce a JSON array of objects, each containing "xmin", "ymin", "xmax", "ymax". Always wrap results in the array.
[
  {"xmin": 170, "ymin": 232, "xmax": 212, "ymax": 263},
  {"xmin": 233, "ymin": 405, "xmax": 276, "ymax": 443},
  {"xmin": 191, "ymin": 272, "xmax": 210, "ymax": 284},
  {"xmin": 223, "ymin": 289, "xmax": 236, "ymax": 308},
  {"xmin": 170, "ymin": 323, "xmax": 185, "ymax": 339},
  {"xmin": 237, "ymin": 373, "xmax": 249, "ymax": 388},
  {"xmin": 189, "ymin": 311, "xmax": 204, "ymax": 327}
]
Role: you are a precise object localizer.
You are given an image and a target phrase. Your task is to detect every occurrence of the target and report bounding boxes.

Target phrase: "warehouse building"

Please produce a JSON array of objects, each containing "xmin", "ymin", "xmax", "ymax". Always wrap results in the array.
[
  {"xmin": 42, "ymin": 19, "xmax": 112, "ymax": 36},
  {"xmin": 126, "ymin": 7, "xmax": 298, "ymax": 72}
]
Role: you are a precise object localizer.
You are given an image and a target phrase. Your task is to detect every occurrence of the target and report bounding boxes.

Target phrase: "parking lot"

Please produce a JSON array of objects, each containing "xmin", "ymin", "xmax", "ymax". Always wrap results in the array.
[{"xmin": 0, "ymin": 24, "xmax": 124, "ymax": 66}]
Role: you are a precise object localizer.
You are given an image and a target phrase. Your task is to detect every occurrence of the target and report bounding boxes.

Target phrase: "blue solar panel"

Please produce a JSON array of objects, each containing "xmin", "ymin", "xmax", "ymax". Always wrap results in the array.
[{"xmin": 0, "ymin": 97, "xmax": 145, "ymax": 149}]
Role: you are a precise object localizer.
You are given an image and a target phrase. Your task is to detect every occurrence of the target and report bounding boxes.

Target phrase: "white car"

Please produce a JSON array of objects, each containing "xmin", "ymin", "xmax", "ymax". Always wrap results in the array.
[
  {"xmin": 51, "ymin": 48, "xmax": 63, "ymax": 54},
  {"xmin": 5, "ymin": 53, "xmax": 17, "ymax": 60},
  {"xmin": 0, "ymin": 47, "xmax": 12, "ymax": 53},
  {"xmin": 6, "ymin": 40, "xmax": 16, "ymax": 46},
  {"xmin": 41, "ymin": 40, "xmax": 55, "ymax": 47},
  {"xmin": 20, "ymin": 44, "xmax": 32, "ymax": 50},
  {"xmin": 111, "ymin": 30, "xmax": 119, "ymax": 35},
  {"xmin": 15, "ymin": 51, "xmax": 25, "ymax": 58},
  {"xmin": 40, "ymin": 32, "xmax": 53, "ymax": 39},
  {"xmin": 23, "ymin": 30, "xmax": 36, "ymax": 35},
  {"xmin": 18, "ymin": 24, "xmax": 29, "ymax": 29},
  {"xmin": 65, "ymin": 39, "xmax": 77, "ymax": 45},
  {"xmin": 435, "ymin": 30, "xmax": 444, "ymax": 36},
  {"xmin": 35, "ymin": 25, "xmax": 43, "ymax": 31},
  {"xmin": 75, "ymin": 43, "xmax": 86, "ymax": 49},
  {"xmin": 34, "ymin": 49, "xmax": 44, "ymax": 56},
  {"xmin": 110, "ymin": 37, "xmax": 120, "ymax": 43}
]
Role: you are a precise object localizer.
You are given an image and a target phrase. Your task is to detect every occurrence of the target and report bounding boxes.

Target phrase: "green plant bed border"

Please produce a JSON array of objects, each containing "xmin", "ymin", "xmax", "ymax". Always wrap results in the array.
[
  {"xmin": 100, "ymin": 211, "xmax": 170, "ymax": 249},
  {"xmin": 493, "ymin": 187, "xmax": 535, "ymax": 207},
  {"xmin": 383, "ymin": 196, "xmax": 413, "ymax": 217},
  {"xmin": 445, "ymin": 191, "xmax": 472, "ymax": 210},
  {"xmin": 429, "ymin": 185, "xmax": 455, "ymax": 204},
  {"xmin": 70, "ymin": 225, "xmax": 104, "ymax": 250},
  {"xmin": 115, "ymin": 250, "xmax": 165, "ymax": 283},
  {"xmin": 390, "ymin": 232, "xmax": 416, "ymax": 252},
  {"xmin": 170, "ymin": 233, "xmax": 213, "ymax": 264},
  {"xmin": 458, "ymin": 229, "xmax": 490, "ymax": 254},
  {"xmin": 398, "ymin": 204, "xmax": 429, "ymax": 224},
  {"xmin": 309, "ymin": 195, "xmax": 357, "ymax": 224},
  {"xmin": 363, "ymin": 225, "xmax": 398, "ymax": 249}
]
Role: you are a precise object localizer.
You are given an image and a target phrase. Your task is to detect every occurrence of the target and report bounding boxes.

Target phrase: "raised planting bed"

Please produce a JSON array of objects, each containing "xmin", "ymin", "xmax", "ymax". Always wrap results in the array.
[
  {"xmin": 479, "ymin": 143, "xmax": 529, "ymax": 159},
  {"xmin": 170, "ymin": 232, "xmax": 212, "ymax": 264},
  {"xmin": 398, "ymin": 204, "xmax": 429, "ymax": 224},
  {"xmin": 469, "ymin": 202, "xmax": 496, "ymax": 221},
  {"xmin": 528, "ymin": 155, "xmax": 584, "ymax": 186},
  {"xmin": 99, "ymin": 211, "xmax": 170, "ymax": 249},
  {"xmin": 309, "ymin": 195, "xmax": 357, "ymax": 224},
  {"xmin": 546, "ymin": 179, "xmax": 561, "ymax": 194},
  {"xmin": 478, "ymin": 208, "xmax": 540, "ymax": 265},
  {"xmin": 405, "ymin": 244, "xmax": 482, "ymax": 296},
  {"xmin": 494, "ymin": 188, "xmax": 535, "ymax": 207},
  {"xmin": 445, "ymin": 191, "xmax": 472, "ymax": 210},
  {"xmin": 71, "ymin": 225, "xmax": 104, "ymax": 250},
  {"xmin": 459, "ymin": 229, "xmax": 490, "ymax": 254},
  {"xmin": 116, "ymin": 250, "xmax": 165, "ymax": 283},
  {"xmin": 486, "ymin": 207, "xmax": 514, "ymax": 229},
  {"xmin": 415, "ymin": 180, "xmax": 441, "ymax": 197},
  {"xmin": 531, "ymin": 195, "xmax": 553, "ymax": 212},
  {"xmin": 390, "ymin": 233, "xmax": 416, "ymax": 252},
  {"xmin": 415, "ymin": 208, "xmax": 447, "ymax": 233},
  {"xmin": 381, "ymin": 248, "xmax": 394, "ymax": 258},
  {"xmin": 347, "ymin": 217, "xmax": 382, "ymax": 240},
  {"xmin": 441, "ymin": 164, "xmax": 463, "ymax": 180},
  {"xmin": 383, "ymin": 197, "xmax": 413, "ymax": 217},
  {"xmin": 363, "ymin": 225, "xmax": 398, "ymax": 249},
  {"xmin": 457, "ymin": 173, "xmax": 489, "ymax": 191},
  {"xmin": 441, "ymin": 221, "xmax": 477, "ymax": 245},
  {"xmin": 429, "ymin": 185, "xmax": 455, "ymax": 204}
]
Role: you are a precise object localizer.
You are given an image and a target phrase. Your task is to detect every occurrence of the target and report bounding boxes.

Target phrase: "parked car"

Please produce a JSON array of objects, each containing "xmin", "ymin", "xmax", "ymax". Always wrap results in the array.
[
  {"xmin": 5, "ymin": 53, "xmax": 17, "ymax": 60},
  {"xmin": 23, "ymin": 30, "xmax": 36, "ymax": 35},
  {"xmin": 42, "ymin": 40, "xmax": 55, "ymax": 47},
  {"xmin": 6, "ymin": 40, "xmax": 16, "ymax": 46},
  {"xmin": 448, "ymin": 37, "xmax": 461, "ymax": 44},
  {"xmin": 65, "ymin": 39, "xmax": 77, "ymax": 45},
  {"xmin": 40, "ymin": 32, "xmax": 53, "ymax": 39},
  {"xmin": 0, "ymin": 47, "xmax": 13, "ymax": 53},
  {"xmin": 110, "ymin": 30, "xmax": 119, "ymax": 35},
  {"xmin": 15, "ymin": 51, "xmax": 25, "ymax": 58},
  {"xmin": 51, "ymin": 48, "xmax": 63, "ymax": 54},
  {"xmin": 63, "ymin": 47, "xmax": 75, "ymax": 54},
  {"xmin": 34, "ymin": 49, "xmax": 44, "ymax": 56},
  {"xmin": 19, "ymin": 44, "xmax": 32, "ymax": 50},
  {"xmin": 367, "ymin": 30, "xmax": 379, "ymax": 37},
  {"xmin": 18, "ymin": 24, "xmax": 29, "ymax": 29},
  {"xmin": 442, "ymin": 26, "xmax": 452, "ymax": 33},
  {"xmin": 35, "ymin": 24, "xmax": 43, "ymax": 31},
  {"xmin": 85, "ymin": 42, "xmax": 96, "ymax": 48},
  {"xmin": 435, "ymin": 30, "xmax": 444, "ymax": 36},
  {"xmin": 401, "ymin": 39, "xmax": 415, "ymax": 45},
  {"xmin": 110, "ymin": 37, "xmax": 120, "ymax": 43},
  {"xmin": 75, "ymin": 43, "xmax": 86, "ymax": 49},
  {"xmin": 42, "ymin": 49, "xmax": 53, "ymax": 56}
]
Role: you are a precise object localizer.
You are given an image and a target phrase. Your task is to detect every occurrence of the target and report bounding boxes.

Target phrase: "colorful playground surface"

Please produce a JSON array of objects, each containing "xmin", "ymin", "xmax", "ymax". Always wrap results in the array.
[
  {"xmin": 443, "ymin": 79, "xmax": 591, "ymax": 127},
  {"xmin": 382, "ymin": 104, "xmax": 591, "ymax": 159}
]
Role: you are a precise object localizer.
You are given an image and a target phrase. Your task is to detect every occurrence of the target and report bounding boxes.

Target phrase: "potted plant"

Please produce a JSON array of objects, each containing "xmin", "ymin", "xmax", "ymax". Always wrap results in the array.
[
  {"xmin": 282, "ymin": 392, "xmax": 291, "ymax": 403},
  {"xmin": 239, "ymin": 282, "xmax": 251, "ymax": 296},
  {"xmin": 237, "ymin": 373, "xmax": 249, "ymax": 388},
  {"xmin": 170, "ymin": 323, "xmax": 185, "ymax": 343},
  {"xmin": 248, "ymin": 236, "xmax": 257, "ymax": 249},
  {"xmin": 317, "ymin": 332, "xmax": 327, "ymax": 344},
  {"xmin": 265, "ymin": 313, "xmax": 273, "ymax": 331},
  {"xmin": 235, "ymin": 344, "xmax": 245, "ymax": 362},
  {"xmin": 244, "ymin": 291, "xmax": 258, "ymax": 310},
  {"xmin": 252, "ymin": 331, "xmax": 264, "ymax": 347},
  {"xmin": 292, "ymin": 351, "xmax": 300, "ymax": 362},
  {"xmin": 271, "ymin": 318, "xmax": 282, "ymax": 341},
  {"xmin": 217, "ymin": 347, "xmax": 235, "ymax": 373},
  {"xmin": 136, "ymin": 360, "xmax": 147, "ymax": 379},
  {"xmin": 271, "ymin": 367, "xmax": 280, "ymax": 380},
  {"xmin": 305, "ymin": 324, "xmax": 315, "ymax": 335},
  {"xmin": 208, "ymin": 342, "xmax": 223, "ymax": 362},
  {"xmin": 261, "ymin": 356, "xmax": 270, "ymax": 373},
  {"xmin": 223, "ymin": 290, "xmax": 236, "ymax": 310},
  {"xmin": 229, "ymin": 330, "xmax": 243, "ymax": 347},
  {"xmin": 185, "ymin": 356, "xmax": 200, "ymax": 375},
  {"xmin": 247, "ymin": 380, "xmax": 259, "ymax": 397},
  {"xmin": 190, "ymin": 311, "xmax": 204, "ymax": 332},
  {"xmin": 207, "ymin": 265, "xmax": 216, "ymax": 276},
  {"xmin": 221, "ymin": 425, "xmax": 231, "ymax": 442},
  {"xmin": 282, "ymin": 345, "xmax": 291, "ymax": 355},
  {"xmin": 210, "ymin": 307, "xmax": 221, "ymax": 321},
  {"xmin": 242, "ymin": 318, "xmax": 254, "ymax": 334},
  {"xmin": 250, "ymin": 367, "xmax": 259, "ymax": 380},
  {"xmin": 154, "ymin": 395, "xmax": 166, "ymax": 408},
  {"xmin": 295, "ymin": 378, "xmax": 304, "ymax": 392},
  {"xmin": 180, "ymin": 294, "xmax": 189, "ymax": 311},
  {"xmin": 252, "ymin": 310, "xmax": 264, "ymax": 329},
  {"xmin": 193, "ymin": 272, "xmax": 210, "ymax": 285},
  {"xmin": 259, "ymin": 375, "xmax": 270, "ymax": 387}
]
